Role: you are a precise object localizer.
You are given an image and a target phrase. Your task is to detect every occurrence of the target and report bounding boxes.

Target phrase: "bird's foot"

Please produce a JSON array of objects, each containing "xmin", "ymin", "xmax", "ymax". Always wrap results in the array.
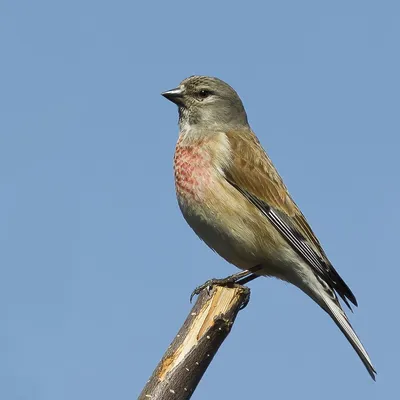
[
  {"xmin": 189, "ymin": 266, "xmax": 262, "ymax": 304},
  {"xmin": 190, "ymin": 276, "xmax": 238, "ymax": 303}
]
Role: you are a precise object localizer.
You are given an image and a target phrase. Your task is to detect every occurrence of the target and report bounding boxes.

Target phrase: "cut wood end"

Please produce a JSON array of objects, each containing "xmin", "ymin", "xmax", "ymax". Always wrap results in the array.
[
  {"xmin": 157, "ymin": 284, "xmax": 249, "ymax": 381},
  {"xmin": 198, "ymin": 285, "xmax": 248, "ymax": 338}
]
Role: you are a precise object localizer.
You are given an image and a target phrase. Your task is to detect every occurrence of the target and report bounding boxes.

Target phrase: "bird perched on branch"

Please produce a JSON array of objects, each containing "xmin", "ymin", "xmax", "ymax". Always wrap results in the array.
[{"xmin": 162, "ymin": 76, "xmax": 376, "ymax": 380}]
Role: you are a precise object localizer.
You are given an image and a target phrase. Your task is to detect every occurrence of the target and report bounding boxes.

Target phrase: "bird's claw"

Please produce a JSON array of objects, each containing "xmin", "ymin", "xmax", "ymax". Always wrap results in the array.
[
  {"xmin": 190, "ymin": 277, "xmax": 236, "ymax": 303},
  {"xmin": 239, "ymin": 288, "xmax": 251, "ymax": 310}
]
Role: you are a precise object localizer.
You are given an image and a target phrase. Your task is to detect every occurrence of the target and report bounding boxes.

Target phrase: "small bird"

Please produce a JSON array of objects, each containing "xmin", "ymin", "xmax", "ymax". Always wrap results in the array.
[{"xmin": 162, "ymin": 76, "xmax": 376, "ymax": 379}]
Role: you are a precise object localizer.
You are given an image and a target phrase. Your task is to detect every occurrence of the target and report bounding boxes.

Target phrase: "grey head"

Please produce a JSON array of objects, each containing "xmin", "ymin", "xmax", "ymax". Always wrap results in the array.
[{"xmin": 162, "ymin": 76, "xmax": 249, "ymax": 130}]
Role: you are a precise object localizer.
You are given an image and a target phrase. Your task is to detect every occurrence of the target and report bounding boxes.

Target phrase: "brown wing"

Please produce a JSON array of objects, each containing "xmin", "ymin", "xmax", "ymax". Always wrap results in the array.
[{"xmin": 225, "ymin": 130, "xmax": 357, "ymax": 308}]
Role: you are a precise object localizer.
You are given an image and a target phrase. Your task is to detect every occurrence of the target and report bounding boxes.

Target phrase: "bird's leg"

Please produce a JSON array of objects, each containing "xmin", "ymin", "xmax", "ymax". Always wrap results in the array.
[
  {"xmin": 190, "ymin": 265, "xmax": 263, "ymax": 303},
  {"xmin": 236, "ymin": 273, "xmax": 259, "ymax": 286}
]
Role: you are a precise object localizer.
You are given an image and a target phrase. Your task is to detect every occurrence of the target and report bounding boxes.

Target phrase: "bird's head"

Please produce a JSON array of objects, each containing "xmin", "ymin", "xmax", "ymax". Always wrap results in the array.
[{"xmin": 162, "ymin": 76, "xmax": 249, "ymax": 130}]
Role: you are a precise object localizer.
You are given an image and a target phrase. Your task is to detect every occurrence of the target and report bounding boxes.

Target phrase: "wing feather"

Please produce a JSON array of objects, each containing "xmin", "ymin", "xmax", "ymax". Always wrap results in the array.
[{"xmin": 225, "ymin": 130, "xmax": 357, "ymax": 308}]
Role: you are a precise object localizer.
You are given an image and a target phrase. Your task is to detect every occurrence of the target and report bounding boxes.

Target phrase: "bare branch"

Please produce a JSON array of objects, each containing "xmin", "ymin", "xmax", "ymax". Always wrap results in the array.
[{"xmin": 138, "ymin": 285, "xmax": 250, "ymax": 400}]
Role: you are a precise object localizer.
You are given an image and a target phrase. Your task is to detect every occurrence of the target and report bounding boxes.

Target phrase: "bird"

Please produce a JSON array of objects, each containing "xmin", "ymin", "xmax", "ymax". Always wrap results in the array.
[{"xmin": 161, "ymin": 75, "xmax": 376, "ymax": 380}]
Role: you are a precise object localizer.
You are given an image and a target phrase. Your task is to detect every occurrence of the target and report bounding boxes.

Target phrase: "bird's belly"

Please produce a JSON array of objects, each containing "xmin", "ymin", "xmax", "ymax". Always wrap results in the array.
[
  {"xmin": 177, "ymin": 178, "xmax": 293, "ymax": 274},
  {"xmin": 180, "ymin": 210, "xmax": 253, "ymax": 269}
]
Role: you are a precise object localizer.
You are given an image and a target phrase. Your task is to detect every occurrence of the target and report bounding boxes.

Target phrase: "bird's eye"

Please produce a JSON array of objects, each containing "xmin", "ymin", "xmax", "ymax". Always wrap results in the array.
[{"xmin": 198, "ymin": 89, "xmax": 211, "ymax": 99}]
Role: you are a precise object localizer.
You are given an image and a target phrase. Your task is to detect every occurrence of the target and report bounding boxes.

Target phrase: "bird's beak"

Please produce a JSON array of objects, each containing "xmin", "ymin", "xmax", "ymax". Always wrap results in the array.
[{"xmin": 161, "ymin": 87, "xmax": 184, "ymax": 105}]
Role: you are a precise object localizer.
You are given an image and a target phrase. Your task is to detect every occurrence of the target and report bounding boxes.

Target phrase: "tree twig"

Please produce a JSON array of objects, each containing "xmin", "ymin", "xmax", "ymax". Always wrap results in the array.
[{"xmin": 138, "ymin": 284, "xmax": 250, "ymax": 400}]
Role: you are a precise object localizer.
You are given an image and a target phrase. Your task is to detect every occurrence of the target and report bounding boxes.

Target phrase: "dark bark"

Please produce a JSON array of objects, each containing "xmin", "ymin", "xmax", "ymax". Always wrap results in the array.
[{"xmin": 138, "ymin": 284, "xmax": 250, "ymax": 400}]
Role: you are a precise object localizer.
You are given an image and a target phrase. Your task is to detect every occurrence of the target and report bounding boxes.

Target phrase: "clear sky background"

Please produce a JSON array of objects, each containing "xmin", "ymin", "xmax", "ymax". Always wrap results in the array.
[{"xmin": 1, "ymin": 1, "xmax": 398, "ymax": 399}]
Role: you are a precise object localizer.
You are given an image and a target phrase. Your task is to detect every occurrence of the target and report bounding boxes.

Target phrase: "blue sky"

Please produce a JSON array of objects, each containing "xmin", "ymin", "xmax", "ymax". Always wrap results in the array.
[{"xmin": 1, "ymin": 1, "xmax": 398, "ymax": 399}]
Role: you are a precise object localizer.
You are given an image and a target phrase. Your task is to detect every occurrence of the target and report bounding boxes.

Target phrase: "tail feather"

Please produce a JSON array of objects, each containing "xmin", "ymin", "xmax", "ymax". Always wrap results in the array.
[{"xmin": 322, "ymin": 293, "xmax": 376, "ymax": 380}]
